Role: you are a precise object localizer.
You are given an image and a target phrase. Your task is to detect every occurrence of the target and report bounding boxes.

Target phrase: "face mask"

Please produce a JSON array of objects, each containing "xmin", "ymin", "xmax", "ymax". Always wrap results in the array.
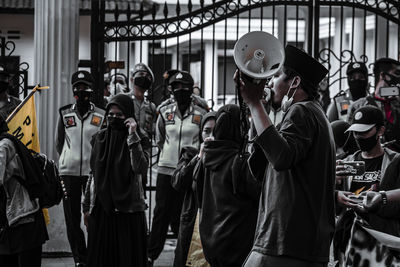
[
  {"xmin": 173, "ymin": 90, "xmax": 192, "ymax": 107},
  {"xmin": 108, "ymin": 117, "xmax": 126, "ymax": 131},
  {"xmin": 355, "ymin": 133, "xmax": 378, "ymax": 152},
  {"xmin": 280, "ymin": 79, "xmax": 297, "ymax": 113},
  {"xmin": 74, "ymin": 91, "xmax": 91, "ymax": 104},
  {"xmin": 134, "ymin": 76, "xmax": 152, "ymax": 90},
  {"xmin": 348, "ymin": 80, "xmax": 368, "ymax": 100},
  {"xmin": 0, "ymin": 81, "xmax": 8, "ymax": 92}
]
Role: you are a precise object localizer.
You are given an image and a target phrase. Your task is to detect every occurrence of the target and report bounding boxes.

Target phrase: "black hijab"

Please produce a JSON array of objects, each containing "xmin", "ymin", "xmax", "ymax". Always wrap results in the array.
[
  {"xmin": 213, "ymin": 104, "xmax": 242, "ymax": 144},
  {"xmin": 203, "ymin": 104, "xmax": 248, "ymax": 195},
  {"xmin": 204, "ymin": 104, "xmax": 243, "ymax": 169},
  {"xmin": 91, "ymin": 94, "xmax": 139, "ymax": 213}
]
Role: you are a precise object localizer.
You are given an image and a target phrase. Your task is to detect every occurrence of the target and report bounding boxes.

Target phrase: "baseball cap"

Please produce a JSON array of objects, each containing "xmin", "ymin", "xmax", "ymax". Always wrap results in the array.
[
  {"xmin": 346, "ymin": 106, "xmax": 384, "ymax": 133},
  {"xmin": 71, "ymin": 70, "xmax": 94, "ymax": 87},
  {"xmin": 346, "ymin": 62, "xmax": 368, "ymax": 76},
  {"xmin": 168, "ymin": 71, "xmax": 194, "ymax": 87}
]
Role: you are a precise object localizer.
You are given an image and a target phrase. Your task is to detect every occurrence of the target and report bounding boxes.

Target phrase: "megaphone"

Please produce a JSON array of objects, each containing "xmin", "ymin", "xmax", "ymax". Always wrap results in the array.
[{"xmin": 233, "ymin": 31, "xmax": 285, "ymax": 83}]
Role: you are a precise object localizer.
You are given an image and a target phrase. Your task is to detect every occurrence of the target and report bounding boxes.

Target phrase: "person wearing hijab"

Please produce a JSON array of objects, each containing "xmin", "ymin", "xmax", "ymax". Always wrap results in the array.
[
  {"xmin": 194, "ymin": 104, "xmax": 261, "ymax": 267},
  {"xmin": 171, "ymin": 111, "xmax": 216, "ymax": 267},
  {"xmin": 0, "ymin": 115, "xmax": 48, "ymax": 267},
  {"xmin": 86, "ymin": 94, "xmax": 149, "ymax": 267}
]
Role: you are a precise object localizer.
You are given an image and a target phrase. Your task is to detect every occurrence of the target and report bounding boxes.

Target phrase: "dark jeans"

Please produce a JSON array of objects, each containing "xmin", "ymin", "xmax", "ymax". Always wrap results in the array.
[
  {"xmin": 62, "ymin": 175, "xmax": 88, "ymax": 264},
  {"xmin": 148, "ymin": 173, "xmax": 183, "ymax": 260},
  {"xmin": 0, "ymin": 246, "xmax": 42, "ymax": 267}
]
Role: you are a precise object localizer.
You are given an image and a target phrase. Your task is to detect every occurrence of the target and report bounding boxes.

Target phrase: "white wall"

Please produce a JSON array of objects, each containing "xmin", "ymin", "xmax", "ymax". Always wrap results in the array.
[
  {"xmin": 0, "ymin": 14, "xmax": 92, "ymax": 88},
  {"xmin": 79, "ymin": 15, "xmax": 91, "ymax": 61},
  {"xmin": 0, "ymin": 14, "xmax": 35, "ymax": 86}
]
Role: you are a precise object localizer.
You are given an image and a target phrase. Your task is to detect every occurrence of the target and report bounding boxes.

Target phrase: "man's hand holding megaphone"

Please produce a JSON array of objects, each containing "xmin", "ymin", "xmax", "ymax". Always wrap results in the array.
[{"xmin": 233, "ymin": 70, "xmax": 267, "ymax": 106}]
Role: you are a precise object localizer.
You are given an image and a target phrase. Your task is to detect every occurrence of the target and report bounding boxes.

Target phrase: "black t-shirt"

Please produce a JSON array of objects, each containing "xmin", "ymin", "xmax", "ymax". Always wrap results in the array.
[{"xmin": 350, "ymin": 153, "xmax": 383, "ymax": 193}]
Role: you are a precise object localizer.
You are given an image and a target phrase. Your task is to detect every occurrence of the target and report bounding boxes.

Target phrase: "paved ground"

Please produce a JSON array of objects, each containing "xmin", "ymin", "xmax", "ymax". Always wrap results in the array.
[{"xmin": 42, "ymin": 239, "xmax": 176, "ymax": 267}]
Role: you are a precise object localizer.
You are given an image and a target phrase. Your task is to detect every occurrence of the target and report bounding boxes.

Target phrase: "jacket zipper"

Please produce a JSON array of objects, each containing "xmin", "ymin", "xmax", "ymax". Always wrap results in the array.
[
  {"xmin": 178, "ymin": 116, "xmax": 183, "ymax": 157},
  {"xmin": 80, "ymin": 120, "xmax": 83, "ymax": 176}
]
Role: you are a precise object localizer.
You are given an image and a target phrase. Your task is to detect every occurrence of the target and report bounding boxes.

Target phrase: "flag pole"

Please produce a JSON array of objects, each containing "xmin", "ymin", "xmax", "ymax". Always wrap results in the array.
[{"xmin": 6, "ymin": 85, "xmax": 49, "ymax": 123}]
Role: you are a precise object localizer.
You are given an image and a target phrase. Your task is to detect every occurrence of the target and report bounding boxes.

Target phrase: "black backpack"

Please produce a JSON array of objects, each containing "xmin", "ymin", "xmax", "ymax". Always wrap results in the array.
[{"xmin": 32, "ymin": 152, "xmax": 63, "ymax": 208}]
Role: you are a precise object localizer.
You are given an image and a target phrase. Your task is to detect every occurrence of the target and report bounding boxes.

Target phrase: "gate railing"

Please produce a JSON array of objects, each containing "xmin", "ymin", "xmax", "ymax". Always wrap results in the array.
[{"xmin": 91, "ymin": 0, "xmax": 400, "ymax": 229}]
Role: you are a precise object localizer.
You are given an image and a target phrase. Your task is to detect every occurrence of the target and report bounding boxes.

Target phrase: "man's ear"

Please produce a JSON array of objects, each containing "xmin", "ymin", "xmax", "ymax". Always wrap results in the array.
[
  {"xmin": 291, "ymin": 76, "xmax": 301, "ymax": 89},
  {"xmin": 377, "ymin": 125, "xmax": 385, "ymax": 137}
]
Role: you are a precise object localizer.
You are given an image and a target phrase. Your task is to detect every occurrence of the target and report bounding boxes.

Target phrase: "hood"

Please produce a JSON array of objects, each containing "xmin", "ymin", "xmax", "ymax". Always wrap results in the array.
[{"xmin": 203, "ymin": 140, "xmax": 240, "ymax": 170}]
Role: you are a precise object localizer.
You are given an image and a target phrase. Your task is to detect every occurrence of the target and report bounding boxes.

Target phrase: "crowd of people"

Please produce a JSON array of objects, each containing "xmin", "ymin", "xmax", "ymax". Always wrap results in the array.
[{"xmin": 0, "ymin": 40, "xmax": 399, "ymax": 267}]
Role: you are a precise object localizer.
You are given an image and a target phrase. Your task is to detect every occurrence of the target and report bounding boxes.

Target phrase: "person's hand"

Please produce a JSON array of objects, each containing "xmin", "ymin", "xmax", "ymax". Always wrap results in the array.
[
  {"xmin": 233, "ymin": 70, "xmax": 266, "ymax": 106},
  {"xmin": 363, "ymin": 191, "xmax": 383, "ymax": 213},
  {"xmin": 125, "ymin": 117, "xmax": 137, "ymax": 134},
  {"xmin": 337, "ymin": 191, "xmax": 359, "ymax": 208},
  {"xmin": 198, "ymin": 136, "xmax": 214, "ymax": 159},
  {"xmin": 336, "ymin": 160, "xmax": 349, "ymax": 183},
  {"xmin": 84, "ymin": 212, "xmax": 89, "ymax": 230}
]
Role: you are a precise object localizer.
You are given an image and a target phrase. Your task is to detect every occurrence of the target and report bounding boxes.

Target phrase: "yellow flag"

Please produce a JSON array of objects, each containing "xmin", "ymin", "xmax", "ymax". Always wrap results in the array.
[
  {"xmin": 6, "ymin": 86, "xmax": 47, "ymax": 152},
  {"xmin": 6, "ymin": 85, "xmax": 50, "ymax": 225}
]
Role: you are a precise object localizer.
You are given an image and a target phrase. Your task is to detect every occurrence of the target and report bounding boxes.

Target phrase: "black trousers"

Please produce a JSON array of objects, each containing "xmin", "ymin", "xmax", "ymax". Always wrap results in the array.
[
  {"xmin": 148, "ymin": 173, "xmax": 183, "ymax": 260},
  {"xmin": 62, "ymin": 175, "xmax": 88, "ymax": 264},
  {"xmin": 0, "ymin": 246, "xmax": 42, "ymax": 267}
]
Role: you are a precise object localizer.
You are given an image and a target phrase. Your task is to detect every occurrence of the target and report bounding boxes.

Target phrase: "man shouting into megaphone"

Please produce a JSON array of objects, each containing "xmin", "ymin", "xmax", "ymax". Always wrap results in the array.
[{"xmin": 236, "ymin": 45, "xmax": 335, "ymax": 267}]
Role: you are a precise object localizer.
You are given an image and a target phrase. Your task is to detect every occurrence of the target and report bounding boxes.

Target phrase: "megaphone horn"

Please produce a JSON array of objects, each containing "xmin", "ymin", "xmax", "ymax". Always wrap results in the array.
[{"xmin": 233, "ymin": 31, "xmax": 285, "ymax": 83}]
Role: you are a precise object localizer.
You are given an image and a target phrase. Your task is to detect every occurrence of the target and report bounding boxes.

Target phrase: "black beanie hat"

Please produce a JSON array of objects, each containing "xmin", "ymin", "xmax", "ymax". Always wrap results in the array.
[{"xmin": 284, "ymin": 45, "xmax": 328, "ymax": 89}]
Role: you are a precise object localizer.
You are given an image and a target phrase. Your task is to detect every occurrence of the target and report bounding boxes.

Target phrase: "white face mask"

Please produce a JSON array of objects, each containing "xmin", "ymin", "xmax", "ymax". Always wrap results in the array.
[{"xmin": 280, "ymin": 79, "xmax": 298, "ymax": 112}]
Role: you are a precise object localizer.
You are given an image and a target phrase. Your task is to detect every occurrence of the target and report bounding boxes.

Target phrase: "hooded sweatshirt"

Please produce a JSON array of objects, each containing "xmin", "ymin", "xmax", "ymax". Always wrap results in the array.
[{"xmin": 195, "ymin": 104, "xmax": 261, "ymax": 267}]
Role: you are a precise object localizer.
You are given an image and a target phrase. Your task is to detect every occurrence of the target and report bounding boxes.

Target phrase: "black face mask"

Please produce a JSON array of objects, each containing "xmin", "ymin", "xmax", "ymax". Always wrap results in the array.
[
  {"xmin": 348, "ymin": 80, "xmax": 368, "ymax": 100},
  {"xmin": 74, "ymin": 91, "xmax": 91, "ymax": 103},
  {"xmin": 0, "ymin": 81, "xmax": 8, "ymax": 93},
  {"xmin": 134, "ymin": 76, "xmax": 152, "ymax": 90},
  {"xmin": 355, "ymin": 133, "xmax": 378, "ymax": 152},
  {"xmin": 108, "ymin": 117, "xmax": 126, "ymax": 131},
  {"xmin": 174, "ymin": 90, "xmax": 192, "ymax": 108}
]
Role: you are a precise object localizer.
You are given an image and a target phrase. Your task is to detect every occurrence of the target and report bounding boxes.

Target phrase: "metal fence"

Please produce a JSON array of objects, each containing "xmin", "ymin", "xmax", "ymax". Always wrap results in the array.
[
  {"xmin": 0, "ymin": 37, "xmax": 30, "ymax": 98},
  {"xmin": 90, "ymin": 0, "xmax": 400, "ymax": 228}
]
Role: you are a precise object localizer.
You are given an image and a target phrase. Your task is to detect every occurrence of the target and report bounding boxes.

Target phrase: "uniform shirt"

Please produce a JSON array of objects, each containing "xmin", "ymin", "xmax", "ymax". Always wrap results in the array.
[
  {"xmin": 131, "ymin": 96, "xmax": 156, "ymax": 141},
  {"xmin": 249, "ymin": 100, "xmax": 336, "ymax": 263},
  {"xmin": 55, "ymin": 103, "xmax": 105, "ymax": 176},
  {"xmin": 156, "ymin": 103, "xmax": 207, "ymax": 176}
]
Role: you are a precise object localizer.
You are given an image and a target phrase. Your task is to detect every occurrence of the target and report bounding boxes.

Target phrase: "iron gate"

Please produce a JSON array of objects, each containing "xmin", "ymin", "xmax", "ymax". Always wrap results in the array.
[
  {"xmin": 90, "ymin": 0, "xmax": 400, "ymax": 228},
  {"xmin": 0, "ymin": 37, "xmax": 30, "ymax": 98}
]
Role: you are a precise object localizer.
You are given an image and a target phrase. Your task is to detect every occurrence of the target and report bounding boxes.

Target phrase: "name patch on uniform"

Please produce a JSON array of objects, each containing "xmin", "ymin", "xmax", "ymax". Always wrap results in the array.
[
  {"xmin": 91, "ymin": 115, "xmax": 102, "ymax": 127},
  {"xmin": 192, "ymin": 114, "xmax": 202, "ymax": 125},
  {"xmin": 64, "ymin": 116, "xmax": 76, "ymax": 128},
  {"xmin": 165, "ymin": 112, "xmax": 175, "ymax": 124}
]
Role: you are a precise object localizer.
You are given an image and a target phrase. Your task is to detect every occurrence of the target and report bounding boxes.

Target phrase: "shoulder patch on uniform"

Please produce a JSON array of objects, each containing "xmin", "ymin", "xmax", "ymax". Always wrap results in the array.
[
  {"xmin": 59, "ymin": 104, "xmax": 73, "ymax": 116},
  {"xmin": 165, "ymin": 112, "xmax": 175, "ymax": 125},
  {"xmin": 192, "ymin": 114, "xmax": 202, "ymax": 125},
  {"xmin": 64, "ymin": 116, "xmax": 76, "ymax": 128},
  {"xmin": 91, "ymin": 115, "xmax": 102, "ymax": 127},
  {"xmin": 94, "ymin": 106, "xmax": 106, "ymax": 115}
]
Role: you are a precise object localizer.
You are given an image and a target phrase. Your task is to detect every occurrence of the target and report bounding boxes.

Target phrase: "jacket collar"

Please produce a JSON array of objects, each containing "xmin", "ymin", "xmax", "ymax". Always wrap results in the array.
[{"xmin": 71, "ymin": 102, "xmax": 95, "ymax": 120}]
